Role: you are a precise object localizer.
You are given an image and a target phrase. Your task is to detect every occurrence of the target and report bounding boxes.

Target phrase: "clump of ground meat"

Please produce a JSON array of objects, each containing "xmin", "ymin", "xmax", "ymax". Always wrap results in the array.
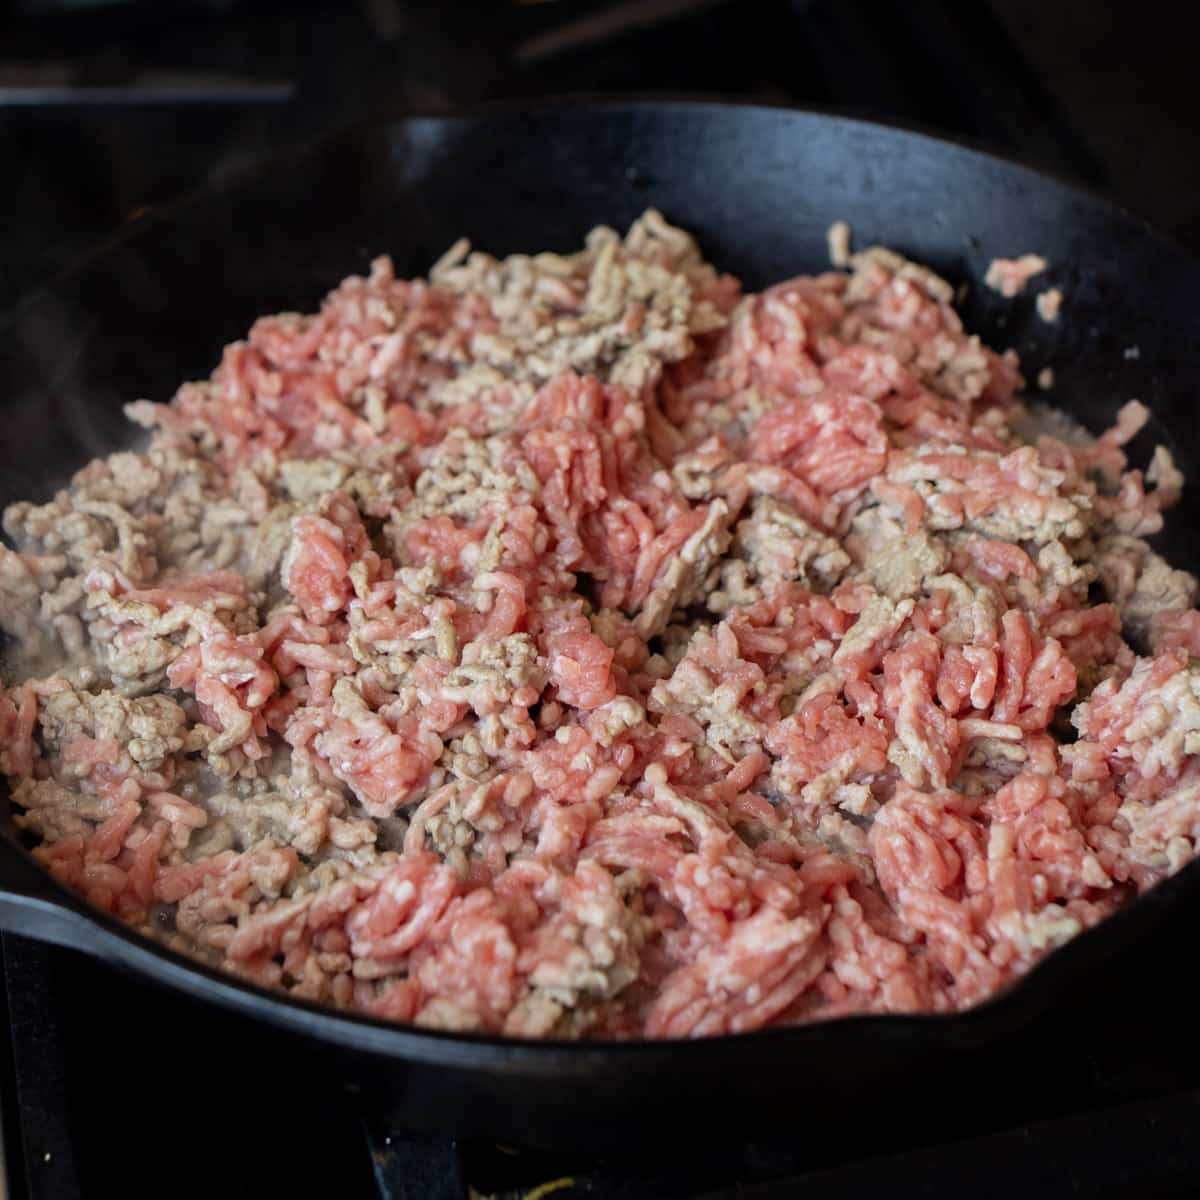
[
  {"xmin": 984, "ymin": 253, "xmax": 1048, "ymax": 297},
  {"xmin": 1, "ymin": 211, "xmax": 1195, "ymax": 1039}
]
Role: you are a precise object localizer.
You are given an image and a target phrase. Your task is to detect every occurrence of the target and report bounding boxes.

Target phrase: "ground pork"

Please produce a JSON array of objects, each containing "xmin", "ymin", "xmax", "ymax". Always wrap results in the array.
[
  {"xmin": 1037, "ymin": 288, "xmax": 1064, "ymax": 323},
  {"xmin": 716, "ymin": 497, "xmax": 851, "ymax": 604},
  {"xmin": 1095, "ymin": 534, "xmax": 1198, "ymax": 647},
  {"xmin": 985, "ymin": 254, "xmax": 1048, "ymax": 297},
  {"xmin": 1, "ymin": 212, "xmax": 1194, "ymax": 1040}
]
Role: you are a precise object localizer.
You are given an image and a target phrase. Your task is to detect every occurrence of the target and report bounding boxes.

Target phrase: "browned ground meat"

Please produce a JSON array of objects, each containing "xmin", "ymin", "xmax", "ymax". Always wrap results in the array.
[{"xmin": 0, "ymin": 212, "xmax": 1195, "ymax": 1039}]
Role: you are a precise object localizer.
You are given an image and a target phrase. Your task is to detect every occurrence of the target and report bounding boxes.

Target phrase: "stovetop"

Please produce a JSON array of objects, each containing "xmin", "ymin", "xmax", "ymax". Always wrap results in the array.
[
  {"xmin": 3, "ymin": 2, "xmax": 1199, "ymax": 1197},
  {"xmin": 6, "ymin": 909, "xmax": 1200, "ymax": 1200}
]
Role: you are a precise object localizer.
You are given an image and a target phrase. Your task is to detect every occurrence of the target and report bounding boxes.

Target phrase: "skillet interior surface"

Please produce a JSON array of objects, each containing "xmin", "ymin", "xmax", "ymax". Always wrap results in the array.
[{"xmin": 2, "ymin": 101, "xmax": 1200, "ymax": 1149}]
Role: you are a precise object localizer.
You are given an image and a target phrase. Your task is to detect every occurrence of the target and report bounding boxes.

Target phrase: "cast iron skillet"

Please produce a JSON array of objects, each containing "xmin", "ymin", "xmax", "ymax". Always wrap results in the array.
[{"xmin": 2, "ymin": 100, "xmax": 1200, "ymax": 1151}]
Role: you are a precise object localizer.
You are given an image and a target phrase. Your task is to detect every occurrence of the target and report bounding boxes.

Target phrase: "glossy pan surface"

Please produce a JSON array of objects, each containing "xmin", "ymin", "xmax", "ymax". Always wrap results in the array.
[{"xmin": 2, "ymin": 101, "xmax": 1199, "ymax": 1150}]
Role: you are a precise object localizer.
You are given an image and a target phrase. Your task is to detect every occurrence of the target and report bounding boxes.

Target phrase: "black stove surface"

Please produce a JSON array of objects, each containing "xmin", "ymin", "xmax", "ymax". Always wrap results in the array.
[
  {"xmin": 4, "ymin": 2, "xmax": 1200, "ymax": 1197},
  {"xmin": 6, "ymin": 911, "xmax": 1200, "ymax": 1200}
]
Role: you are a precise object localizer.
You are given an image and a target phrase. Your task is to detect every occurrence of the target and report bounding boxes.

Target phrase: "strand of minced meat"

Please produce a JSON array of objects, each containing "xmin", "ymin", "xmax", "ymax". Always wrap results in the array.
[{"xmin": 1, "ymin": 210, "xmax": 1196, "ymax": 1039}]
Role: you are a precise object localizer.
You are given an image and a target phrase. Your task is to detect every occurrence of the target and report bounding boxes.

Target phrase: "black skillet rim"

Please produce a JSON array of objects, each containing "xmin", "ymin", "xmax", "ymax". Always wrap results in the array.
[{"xmin": 4, "ymin": 91, "xmax": 1198, "ymax": 332}]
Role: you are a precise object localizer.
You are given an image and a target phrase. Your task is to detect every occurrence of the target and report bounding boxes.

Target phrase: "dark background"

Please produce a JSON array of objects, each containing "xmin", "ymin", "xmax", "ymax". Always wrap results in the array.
[{"xmin": 1, "ymin": 0, "xmax": 1197, "ymax": 315}]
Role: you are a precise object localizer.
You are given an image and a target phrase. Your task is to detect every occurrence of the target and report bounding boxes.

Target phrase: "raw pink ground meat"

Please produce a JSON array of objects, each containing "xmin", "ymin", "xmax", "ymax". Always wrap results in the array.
[{"xmin": 1, "ymin": 211, "xmax": 1195, "ymax": 1039}]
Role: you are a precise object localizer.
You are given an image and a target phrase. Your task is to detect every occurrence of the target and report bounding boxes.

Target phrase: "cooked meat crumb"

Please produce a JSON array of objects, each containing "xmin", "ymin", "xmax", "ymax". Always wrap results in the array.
[
  {"xmin": 1037, "ymin": 288, "xmax": 1064, "ymax": 323},
  {"xmin": 826, "ymin": 220, "xmax": 852, "ymax": 269},
  {"xmin": 985, "ymin": 253, "xmax": 1048, "ymax": 297}
]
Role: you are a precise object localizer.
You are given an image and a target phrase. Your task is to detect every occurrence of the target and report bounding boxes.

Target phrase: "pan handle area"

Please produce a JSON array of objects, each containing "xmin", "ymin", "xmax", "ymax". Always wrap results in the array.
[{"xmin": 0, "ymin": 836, "xmax": 98, "ymax": 952}]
